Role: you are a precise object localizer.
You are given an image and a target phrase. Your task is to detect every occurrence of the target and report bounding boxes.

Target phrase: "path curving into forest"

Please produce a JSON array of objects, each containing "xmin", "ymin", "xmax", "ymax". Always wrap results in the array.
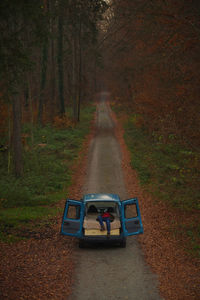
[{"xmin": 69, "ymin": 92, "xmax": 162, "ymax": 300}]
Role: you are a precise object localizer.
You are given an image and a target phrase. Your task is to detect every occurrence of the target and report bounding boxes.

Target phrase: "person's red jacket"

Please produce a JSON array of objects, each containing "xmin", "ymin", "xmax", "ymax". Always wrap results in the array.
[{"xmin": 102, "ymin": 212, "xmax": 110, "ymax": 218}]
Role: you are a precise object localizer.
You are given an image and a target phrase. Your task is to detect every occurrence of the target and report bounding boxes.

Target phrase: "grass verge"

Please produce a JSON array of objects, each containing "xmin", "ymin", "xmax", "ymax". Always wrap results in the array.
[
  {"xmin": 112, "ymin": 104, "xmax": 200, "ymax": 257},
  {"xmin": 123, "ymin": 119, "xmax": 199, "ymax": 210},
  {"xmin": 0, "ymin": 104, "xmax": 95, "ymax": 242}
]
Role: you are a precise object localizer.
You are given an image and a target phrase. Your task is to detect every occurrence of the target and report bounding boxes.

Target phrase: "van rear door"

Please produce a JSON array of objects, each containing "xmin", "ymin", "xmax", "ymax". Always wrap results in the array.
[
  {"xmin": 121, "ymin": 198, "xmax": 143, "ymax": 236},
  {"xmin": 61, "ymin": 199, "xmax": 84, "ymax": 237}
]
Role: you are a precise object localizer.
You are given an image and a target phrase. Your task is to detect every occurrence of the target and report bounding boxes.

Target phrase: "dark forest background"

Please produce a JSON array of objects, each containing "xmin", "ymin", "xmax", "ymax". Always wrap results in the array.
[
  {"xmin": 103, "ymin": 0, "xmax": 200, "ymax": 149},
  {"xmin": 0, "ymin": 0, "xmax": 107, "ymax": 177}
]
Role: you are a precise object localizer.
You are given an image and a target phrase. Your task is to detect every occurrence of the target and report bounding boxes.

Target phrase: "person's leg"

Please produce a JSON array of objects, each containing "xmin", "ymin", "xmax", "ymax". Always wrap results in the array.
[
  {"xmin": 104, "ymin": 217, "xmax": 111, "ymax": 234},
  {"xmin": 97, "ymin": 215, "xmax": 105, "ymax": 230}
]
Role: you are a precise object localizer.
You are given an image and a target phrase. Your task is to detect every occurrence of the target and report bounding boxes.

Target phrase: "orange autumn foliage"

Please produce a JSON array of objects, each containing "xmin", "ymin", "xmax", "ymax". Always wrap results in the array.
[
  {"xmin": 102, "ymin": 0, "xmax": 200, "ymax": 148},
  {"xmin": 53, "ymin": 115, "xmax": 75, "ymax": 129}
]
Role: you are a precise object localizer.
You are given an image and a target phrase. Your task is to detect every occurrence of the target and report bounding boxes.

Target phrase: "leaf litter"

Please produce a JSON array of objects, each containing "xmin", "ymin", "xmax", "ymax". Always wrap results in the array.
[{"xmin": 110, "ymin": 105, "xmax": 200, "ymax": 300}]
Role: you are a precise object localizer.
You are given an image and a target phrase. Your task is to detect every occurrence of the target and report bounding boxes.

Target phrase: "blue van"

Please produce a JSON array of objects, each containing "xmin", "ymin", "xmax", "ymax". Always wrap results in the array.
[{"xmin": 61, "ymin": 193, "xmax": 143, "ymax": 248}]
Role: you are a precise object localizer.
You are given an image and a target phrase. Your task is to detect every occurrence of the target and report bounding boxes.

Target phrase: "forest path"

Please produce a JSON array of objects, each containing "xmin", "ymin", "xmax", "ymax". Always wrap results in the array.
[{"xmin": 69, "ymin": 92, "xmax": 162, "ymax": 300}]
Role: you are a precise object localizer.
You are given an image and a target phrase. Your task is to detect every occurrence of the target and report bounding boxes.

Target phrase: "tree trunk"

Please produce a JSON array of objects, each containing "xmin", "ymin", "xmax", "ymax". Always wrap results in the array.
[
  {"xmin": 77, "ymin": 19, "xmax": 82, "ymax": 122},
  {"xmin": 94, "ymin": 56, "xmax": 97, "ymax": 93},
  {"xmin": 50, "ymin": 0, "xmax": 56, "ymax": 121},
  {"xmin": 57, "ymin": 12, "xmax": 65, "ymax": 115},
  {"xmin": 12, "ymin": 95, "xmax": 23, "ymax": 177},
  {"xmin": 72, "ymin": 37, "xmax": 77, "ymax": 121},
  {"xmin": 8, "ymin": 104, "xmax": 11, "ymax": 174},
  {"xmin": 50, "ymin": 27, "xmax": 56, "ymax": 120},
  {"xmin": 38, "ymin": 38, "xmax": 48, "ymax": 125},
  {"xmin": 38, "ymin": 0, "xmax": 49, "ymax": 124},
  {"xmin": 28, "ymin": 74, "xmax": 34, "ymax": 144}
]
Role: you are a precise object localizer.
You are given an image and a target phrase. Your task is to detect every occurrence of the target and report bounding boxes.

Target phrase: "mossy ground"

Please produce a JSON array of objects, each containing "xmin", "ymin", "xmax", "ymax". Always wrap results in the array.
[{"xmin": 0, "ymin": 104, "xmax": 95, "ymax": 242}]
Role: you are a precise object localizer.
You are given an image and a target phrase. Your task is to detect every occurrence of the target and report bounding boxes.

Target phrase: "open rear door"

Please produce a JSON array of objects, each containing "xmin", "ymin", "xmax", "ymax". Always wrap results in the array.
[
  {"xmin": 61, "ymin": 199, "xmax": 84, "ymax": 237},
  {"xmin": 121, "ymin": 198, "xmax": 143, "ymax": 236}
]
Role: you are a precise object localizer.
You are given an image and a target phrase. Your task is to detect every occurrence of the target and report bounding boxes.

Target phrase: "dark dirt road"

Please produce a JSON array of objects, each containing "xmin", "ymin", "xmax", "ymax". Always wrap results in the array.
[{"xmin": 69, "ymin": 93, "xmax": 162, "ymax": 300}]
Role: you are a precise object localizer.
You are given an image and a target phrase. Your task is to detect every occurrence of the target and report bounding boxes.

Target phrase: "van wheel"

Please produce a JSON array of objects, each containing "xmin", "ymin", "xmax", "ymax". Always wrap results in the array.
[
  {"xmin": 119, "ymin": 238, "xmax": 126, "ymax": 248},
  {"xmin": 79, "ymin": 240, "xmax": 85, "ymax": 248}
]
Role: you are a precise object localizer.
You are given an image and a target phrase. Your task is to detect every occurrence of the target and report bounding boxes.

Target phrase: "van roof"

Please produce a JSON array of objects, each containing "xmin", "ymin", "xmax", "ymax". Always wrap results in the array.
[{"xmin": 83, "ymin": 193, "xmax": 120, "ymax": 202}]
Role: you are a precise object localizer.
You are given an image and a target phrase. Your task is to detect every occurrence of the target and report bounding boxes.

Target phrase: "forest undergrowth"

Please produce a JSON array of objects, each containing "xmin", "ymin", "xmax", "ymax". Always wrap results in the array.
[
  {"xmin": 112, "ymin": 103, "xmax": 200, "ymax": 258},
  {"xmin": 0, "ymin": 105, "xmax": 95, "ymax": 243}
]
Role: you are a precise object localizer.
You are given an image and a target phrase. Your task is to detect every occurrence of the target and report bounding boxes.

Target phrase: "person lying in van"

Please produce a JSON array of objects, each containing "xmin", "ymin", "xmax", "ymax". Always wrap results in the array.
[{"xmin": 97, "ymin": 208, "xmax": 114, "ymax": 236}]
